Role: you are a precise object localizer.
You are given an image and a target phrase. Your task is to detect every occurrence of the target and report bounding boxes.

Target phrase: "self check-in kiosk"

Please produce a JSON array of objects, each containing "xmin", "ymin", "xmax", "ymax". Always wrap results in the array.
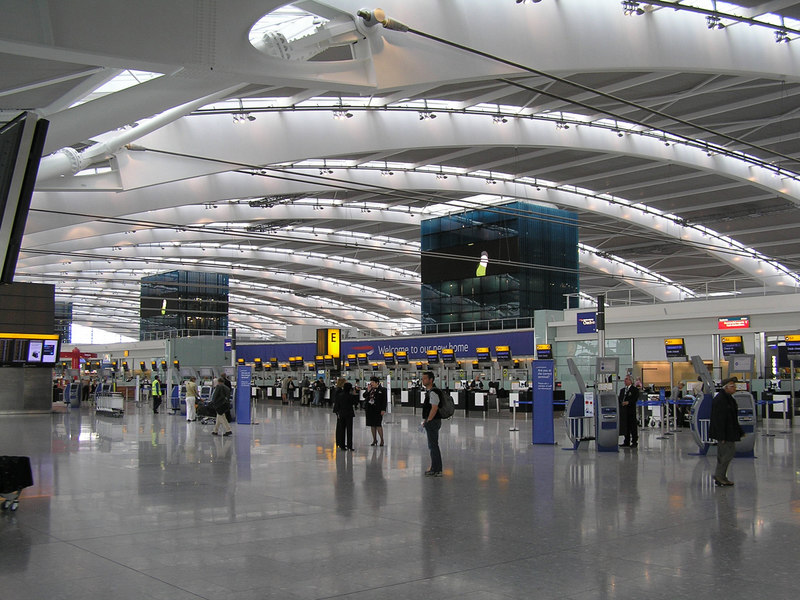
[
  {"xmin": 564, "ymin": 357, "xmax": 619, "ymax": 452},
  {"xmin": 689, "ymin": 355, "xmax": 757, "ymax": 456}
]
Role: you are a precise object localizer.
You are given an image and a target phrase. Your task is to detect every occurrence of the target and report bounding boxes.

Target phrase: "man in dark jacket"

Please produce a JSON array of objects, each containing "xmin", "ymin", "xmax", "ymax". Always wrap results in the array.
[
  {"xmin": 211, "ymin": 378, "xmax": 232, "ymax": 436},
  {"xmin": 421, "ymin": 371, "xmax": 443, "ymax": 477},
  {"xmin": 709, "ymin": 376, "xmax": 744, "ymax": 486},
  {"xmin": 618, "ymin": 374, "xmax": 640, "ymax": 447}
]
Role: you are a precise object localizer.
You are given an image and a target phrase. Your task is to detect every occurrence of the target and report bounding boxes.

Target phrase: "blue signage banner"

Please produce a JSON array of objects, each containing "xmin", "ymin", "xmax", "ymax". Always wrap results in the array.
[
  {"xmin": 224, "ymin": 338, "xmax": 232, "ymax": 352},
  {"xmin": 532, "ymin": 360, "xmax": 555, "ymax": 444},
  {"xmin": 235, "ymin": 366, "xmax": 252, "ymax": 424},
  {"xmin": 577, "ymin": 312, "xmax": 597, "ymax": 334},
  {"xmin": 342, "ymin": 330, "xmax": 534, "ymax": 361},
  {"xmin": 238, "ymin": 332, "xmax": 535, "ymax": 363}
]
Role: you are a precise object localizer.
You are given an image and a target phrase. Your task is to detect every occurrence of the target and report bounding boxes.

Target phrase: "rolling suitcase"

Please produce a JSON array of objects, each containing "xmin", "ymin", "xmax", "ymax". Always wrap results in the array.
[{"xmin": 0, "ymin": 456, "xmax": 34, "ymax": 512}]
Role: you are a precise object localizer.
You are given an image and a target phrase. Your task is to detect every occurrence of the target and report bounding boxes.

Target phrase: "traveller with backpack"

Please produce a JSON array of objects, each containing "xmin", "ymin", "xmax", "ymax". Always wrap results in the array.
[{"xmin": 421, "ymin": 370, "xmax": 447, "ymax": 477}]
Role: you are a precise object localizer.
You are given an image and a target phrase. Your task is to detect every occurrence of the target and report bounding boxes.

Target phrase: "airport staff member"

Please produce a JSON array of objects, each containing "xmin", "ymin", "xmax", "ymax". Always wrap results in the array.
[
  {"xmin": 709, "ymin": 376, "xmax": 744, "ymax": 487},
  {"xmin": 151, "ymin": 375, "xmax": 163, "ymax": 414},
  {"xmin": 618, "ymin": 374, "xmax": 639, "ymax": 448}
]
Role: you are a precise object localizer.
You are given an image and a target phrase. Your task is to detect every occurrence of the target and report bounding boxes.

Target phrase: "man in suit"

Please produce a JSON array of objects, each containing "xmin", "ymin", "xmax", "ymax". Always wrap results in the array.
[{"xmin": 618, "ymin": 374, "xmax": 640, "ymax": 447}]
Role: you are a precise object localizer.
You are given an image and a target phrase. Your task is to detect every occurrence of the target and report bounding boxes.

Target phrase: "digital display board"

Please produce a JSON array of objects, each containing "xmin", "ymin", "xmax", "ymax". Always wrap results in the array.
[
  {"xmin": 476, "ymin": 347, "xmax": 491, "ymax": 362},
  {"xmin": 441, "ymin": 348, "xmax": 456, "ymax": 363},
  {"xmin": 421, "ymin": 237, "xmax": 520, "ymax": 283},
  {"xmin": 357, "ymin": 353, "xmax": 369, "ymax": 366},
  {"xmin": 664, "ymin": 338, "xmax": 687, "ymax": 359},
  {"xmin": 0, "ymin": 333, "xmax": 60, "ymax": 367},
  {"xmin": 786, "ymin": 334, "xmax": 800, "ymax": 359},
  {"xmin": 383, "ymin": 352, "xmax": 395, "ymax": 366},
  {"xmin": 536, "ymin": 344, "xmax": 553, "ymax": 360},
  {"xmin": 426, "ymin": 349, "xmax": 440, "ymax": 364},
  {"xmin": 721, "ymin": 336, "xmax": 744, "ymax": 357},
  {"xmin": 396, "ymin": 351, "xmax": 409, "ymax": 365},
  {"xmin": 718, "ymin": 316, "xmax": 750, "ymax": 330},
  {"xmin": 495, "ymin": 345, "xmax": 512, "ymax": 361}
]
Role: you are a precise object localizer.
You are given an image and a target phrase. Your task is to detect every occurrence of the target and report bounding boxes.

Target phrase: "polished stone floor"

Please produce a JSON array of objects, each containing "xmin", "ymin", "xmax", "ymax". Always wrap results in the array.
[{"xmin": 1, "ymin": 400, "xmax": 799, "ymax": 600}]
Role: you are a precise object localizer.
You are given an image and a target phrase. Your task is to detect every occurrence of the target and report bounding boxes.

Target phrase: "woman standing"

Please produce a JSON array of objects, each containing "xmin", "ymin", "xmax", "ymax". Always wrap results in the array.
[
  {"xmin": 364, "ymin": 376, "xmax": 387, "ymax": 446},
  {"xmin": 185, "ymin": 376, "xmax": 198, "ymax": 422},
  {"xmin": 333, "ymin": 378, "xmax": 357, "ymax": 451}
]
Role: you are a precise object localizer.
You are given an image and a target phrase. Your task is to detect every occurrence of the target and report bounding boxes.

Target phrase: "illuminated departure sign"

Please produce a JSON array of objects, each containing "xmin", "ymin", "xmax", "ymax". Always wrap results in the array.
[
  {"xmin": 476, "ymin": 347, "xmax": 491, "ymax": 362},
  {"xmin": 536, "ymin": 344, "xmax": 553, "ymax": 360},
  {"xmin": 718, "ymin": 316, "xmax": 750, "ymax": 330}
]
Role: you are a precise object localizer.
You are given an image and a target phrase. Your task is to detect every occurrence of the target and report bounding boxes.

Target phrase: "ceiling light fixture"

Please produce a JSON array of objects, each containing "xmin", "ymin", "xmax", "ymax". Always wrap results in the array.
[{"xmin": 621, "ymin": 1, "xmax": 644, "ymax": 16}]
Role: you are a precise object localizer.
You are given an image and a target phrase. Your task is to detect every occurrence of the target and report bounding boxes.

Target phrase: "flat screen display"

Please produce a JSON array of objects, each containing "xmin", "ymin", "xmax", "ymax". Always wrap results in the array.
[
  {"xmin": 441, "ymin": 349, "xmax": 455, "ymax": 363},
  {"xmin": 536, "ymin": 344, "xmax": 553, "ymax": 360},
  {"xmin": 664, "ymin": 338, "xmax": 687, "ymax": 359},
  {"xmin": 357, "ymin": 353, "xmax": 368, "ymax": 366},
  {"xmin": 426, "ymin": 350, "xmax": 440, "ymax": 364},
  {"xmin": 476, "ymin": 347, "xmax": 491, "ymax": 362},
  {"xmin": 396, "ymin": 351, "xmax": 409, "ymax": 365},
  {"xmin": 383, "ymin": 352, "xmax": 395, "ymax": 366},
  {"xmin": 495, "ymin": 345, "xmax": 512, "ymax": 361},
  {"xmin": 721, "ymin": 336, "xmax": 744, "ymax": 356},
  {"xmin": 0, "ymin": 334, "xmax": 59, "ymax": 366}
]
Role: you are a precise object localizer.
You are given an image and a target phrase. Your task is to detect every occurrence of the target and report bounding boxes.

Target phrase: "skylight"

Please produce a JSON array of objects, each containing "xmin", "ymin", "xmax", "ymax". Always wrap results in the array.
[
  {"xmin": 249, "ymin": 5, "xmax": 328, "ymax": 46},
  {"xmin": 71, "ymin": 70, "xmax": 164, "ymax": 107}
]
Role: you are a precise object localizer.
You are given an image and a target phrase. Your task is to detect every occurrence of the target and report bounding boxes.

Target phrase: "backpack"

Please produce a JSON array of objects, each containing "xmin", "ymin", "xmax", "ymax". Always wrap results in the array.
[{"xmin": 432, "ymin": 387, "xmax": 455, "ymax": 419}]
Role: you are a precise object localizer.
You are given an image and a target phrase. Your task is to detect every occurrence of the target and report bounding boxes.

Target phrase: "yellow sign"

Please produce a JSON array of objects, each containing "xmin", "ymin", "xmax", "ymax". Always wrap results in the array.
[
  {"xmin": 721, "ymin": 336, "xmax": 742, "ymax": 343},
  {"xmin": 536, "ymin": 344, "xmax": 552, "ymax": 351},
  {"xmin": 0, "ymin": 333, "xmax": 59, "ymax": 340},
  {"xmin": 476, "ymin": 347, "xmax": 490, "ymax": 354},
  {"xmin": 327, "ymin": 329, "xmax": 340, "ymax": 358},
  {"xmin": 664, "ymin": 338, "xmax": 684, "ymax": 345},
  {"xmin": 786, "ymin": 335, "xmax": 800, "ymax": 342}
]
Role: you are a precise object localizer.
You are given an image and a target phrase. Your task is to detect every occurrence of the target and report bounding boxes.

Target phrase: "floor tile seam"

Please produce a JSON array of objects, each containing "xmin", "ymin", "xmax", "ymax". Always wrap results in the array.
[
  {"xmin": 58, "ymin": 537, "xmax": 212, "ymax": 599},
  {"xmin": 309, "ymin": 547, "xmax": 578, "ymax": 600}
]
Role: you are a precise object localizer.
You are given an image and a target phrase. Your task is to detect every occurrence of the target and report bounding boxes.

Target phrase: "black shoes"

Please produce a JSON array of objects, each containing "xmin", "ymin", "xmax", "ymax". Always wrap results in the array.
[
  {"xmin": 223, "ymin": 431, "xmax": 232, "ymax": 436},
  {"xmin": 714, "ymin": 477, "xmax": 734, "ymax": 487},
  {"xmin": 619, "ymin": 443, "xmax": 630, "ymax": 447},
  {"xmin": 370, "ymin": 441, "xmax": 377, "ymax": 446},
  {"xmin": 425, "ymin": 470, "xmax": 443, "ymax": 477},
  {"xmin": 212, "ymin": 432, "xmax": 218, "ymax": 436}
]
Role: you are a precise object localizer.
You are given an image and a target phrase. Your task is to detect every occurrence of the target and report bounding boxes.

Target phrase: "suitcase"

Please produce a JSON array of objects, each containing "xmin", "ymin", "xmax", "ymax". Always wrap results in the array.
[{"xmin": 0, "ymin": 456, "xmax": 34, "ymax": 512}]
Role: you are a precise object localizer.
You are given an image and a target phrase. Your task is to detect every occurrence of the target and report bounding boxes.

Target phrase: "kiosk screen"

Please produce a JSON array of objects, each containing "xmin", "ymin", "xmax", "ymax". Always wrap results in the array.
[
  {"xmin": 396, "ymin": 351, "xmax": 409, "ymax": 365},
  {"xmin": 441, "ymin": 348, "xmax": 456, "ymax": 363}
]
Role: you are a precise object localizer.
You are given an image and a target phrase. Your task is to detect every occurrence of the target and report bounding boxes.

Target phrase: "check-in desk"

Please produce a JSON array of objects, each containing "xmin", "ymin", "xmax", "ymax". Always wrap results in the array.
[
  {"xmin": 467, "ymin": 391, "xmax": 489, "ymax": 415},
  {"xmin": 509, "ymin": 389, "xmax": 532, "ymax": 412},
  {"xmin": 400, "ymin": 387, "xmax": 421, "ymax": 410}
]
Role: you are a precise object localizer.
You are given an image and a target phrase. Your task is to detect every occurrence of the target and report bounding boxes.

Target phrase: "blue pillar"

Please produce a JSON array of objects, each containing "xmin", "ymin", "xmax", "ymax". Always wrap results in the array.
[
  {"xmin": 532, "ymin": 360, "xmax": 555, "ymax": 444},
  {"xmin": 236, "ymin": 366, "xmax": 252, "ymax": 424}
]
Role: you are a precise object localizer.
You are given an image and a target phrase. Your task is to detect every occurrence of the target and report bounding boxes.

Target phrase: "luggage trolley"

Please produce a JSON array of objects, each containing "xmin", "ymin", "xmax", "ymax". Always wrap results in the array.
[{"xmin": 0, "ymin": 456, "xmax": 34, "ymax": 512}]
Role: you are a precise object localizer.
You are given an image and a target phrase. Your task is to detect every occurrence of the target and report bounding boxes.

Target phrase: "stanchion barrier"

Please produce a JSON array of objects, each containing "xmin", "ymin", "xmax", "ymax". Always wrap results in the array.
[
  {"xmin": 509, "ymin": 394, "xmax": 519, "ymax": 432},
  {"xmin": 755, "ymin": 399, "xmax": 780, "ymax": 437}
]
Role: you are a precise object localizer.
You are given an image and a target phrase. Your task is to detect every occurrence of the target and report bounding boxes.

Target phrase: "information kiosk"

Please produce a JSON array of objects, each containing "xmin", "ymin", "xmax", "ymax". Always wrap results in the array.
[{"xmin": 564, "ymin": 357, "xmax": 618, "ymax": 451}]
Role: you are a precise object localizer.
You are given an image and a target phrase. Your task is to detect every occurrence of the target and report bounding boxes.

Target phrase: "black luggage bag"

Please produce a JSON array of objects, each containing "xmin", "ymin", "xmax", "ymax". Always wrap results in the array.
[{"xmin": 0, "ymin": 456, "xmax": 34, "ymax": 512}]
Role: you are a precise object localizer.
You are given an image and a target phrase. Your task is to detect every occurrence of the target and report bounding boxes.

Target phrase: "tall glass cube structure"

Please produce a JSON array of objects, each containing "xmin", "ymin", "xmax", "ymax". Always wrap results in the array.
[
  {"xmin": 139, "ymin": 271, "xmax": 228, "ymax": 340},
  {"xmin": 421, "ymin": 201, "xmax": 578, "ymax": 333}
]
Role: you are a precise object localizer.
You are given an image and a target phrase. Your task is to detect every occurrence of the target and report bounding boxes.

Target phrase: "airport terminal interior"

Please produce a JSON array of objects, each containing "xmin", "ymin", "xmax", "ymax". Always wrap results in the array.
[{"xmin": 3, "ymin": 1, "xmax": 800, "ymax": 599}]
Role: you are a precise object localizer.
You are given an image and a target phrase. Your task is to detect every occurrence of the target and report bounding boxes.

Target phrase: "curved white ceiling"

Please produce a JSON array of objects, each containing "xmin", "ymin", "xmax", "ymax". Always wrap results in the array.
[{"xmin": 3, "ymin": 0, "xmax": 800, "ymax": 339}]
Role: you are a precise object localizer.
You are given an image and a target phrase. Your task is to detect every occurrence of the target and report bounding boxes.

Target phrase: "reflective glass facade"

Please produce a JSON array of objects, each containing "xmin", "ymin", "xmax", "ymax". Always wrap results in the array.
[
  {"xmin": 421, "ymin": 202, "xmax": 578, "ymax": 332},
  {"xmin": 139, "ymin": 271, "xmax": 228, "ymax": 340}
]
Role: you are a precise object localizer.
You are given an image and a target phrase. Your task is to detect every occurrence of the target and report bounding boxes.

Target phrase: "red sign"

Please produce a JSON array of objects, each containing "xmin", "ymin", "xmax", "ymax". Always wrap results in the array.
[
  {"xmin": 718, "ymin": 317, "xmax": 750, "ymax": 330},
  {"xmin": 60, "ymin": 347, "xmax": 98, "ymax": 369}
]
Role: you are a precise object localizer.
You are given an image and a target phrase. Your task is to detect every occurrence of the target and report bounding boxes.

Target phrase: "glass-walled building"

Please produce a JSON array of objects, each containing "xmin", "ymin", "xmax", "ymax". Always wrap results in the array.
[
  {"xmin": 421, "ymin": 201, "xmax": 578, "ymax": 333},
  {"xmin": 139, "ymin": 271, "xmax": 229, "ymax": 340}
]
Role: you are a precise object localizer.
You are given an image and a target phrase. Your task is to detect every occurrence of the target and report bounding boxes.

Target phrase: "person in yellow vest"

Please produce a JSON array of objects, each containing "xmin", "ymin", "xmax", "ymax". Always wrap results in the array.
[{"xmin": 152, "ymin": 375, "xmax": 163, "ymax": 414}]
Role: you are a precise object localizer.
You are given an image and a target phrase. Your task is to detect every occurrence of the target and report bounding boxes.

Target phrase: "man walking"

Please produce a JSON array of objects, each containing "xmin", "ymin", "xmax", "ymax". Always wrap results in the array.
[
  {"xmin": 709, "ymin": 376, "xmax": 744, "ymax": 486},
  {"xmin": 618, "ymin": 374, "xmax": 639, "ymax": 447},
  {"xmin": 421, "ymin": 371, "xmax": 443, "ymax": 477}
]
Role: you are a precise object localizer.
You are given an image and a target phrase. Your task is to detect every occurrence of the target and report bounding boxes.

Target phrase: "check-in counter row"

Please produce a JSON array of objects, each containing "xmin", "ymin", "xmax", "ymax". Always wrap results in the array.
[{"xmin": 395, "ymin": 389, "xmax": 565, "ymax": 414}]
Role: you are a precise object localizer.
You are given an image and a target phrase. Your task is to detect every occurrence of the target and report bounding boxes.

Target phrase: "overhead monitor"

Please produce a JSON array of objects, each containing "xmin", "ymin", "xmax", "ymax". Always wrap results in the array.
[
  {"xmin": 786, "ymin": 335, "xmax": 800, "ymax": 360},
  {"xmin": 396, "ymin": 351, "xmax": 409, "ymax": 365},
  {"xmin": 495, "ymin": 345, "xmax": 512, "ymax": 362},
  {"xmin": 441, "ymin": 348, "xmax": 456, "ymax": 364},
  {"xmin": 0, "ymin": 112, "xmax": 49, "ymax": 284},
  {"xmin": 536, "ymin": 344, "xmax": 553, "ymax": 360},
  {"xmin": 426, "ymin": 349, "xmax": 440, "ymax": 364},
  {"xmin": 664, "ymin": 338, "xmax": 687, "ymax": 360},
  {"xmin": 721, "ymin": 336, "xmax": 745, "ymax": 357},
  {"xmin": 476, "ymin": 347, "xmax": 491, "ymax": 362},
  {"xmin": 357, "ymin": 353, "xmax": 369, "ymax": 366},
  {"xmin": 383, "ymin": 351, "xmax": 396, "ymax": 366},
  {"xmin": 415, "ymin": 361, "xmax": 424, "ymax": 370}
]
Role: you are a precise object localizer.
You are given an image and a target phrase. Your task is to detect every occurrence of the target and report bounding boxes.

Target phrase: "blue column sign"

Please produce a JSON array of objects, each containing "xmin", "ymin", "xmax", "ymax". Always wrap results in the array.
[
  {"xmin": 236, "ymin": 365, "xmax": 252, "ymax": 424},
  {"xmin": 532, "ymin": 360, "xmax": 555, "ymax": 444}
]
